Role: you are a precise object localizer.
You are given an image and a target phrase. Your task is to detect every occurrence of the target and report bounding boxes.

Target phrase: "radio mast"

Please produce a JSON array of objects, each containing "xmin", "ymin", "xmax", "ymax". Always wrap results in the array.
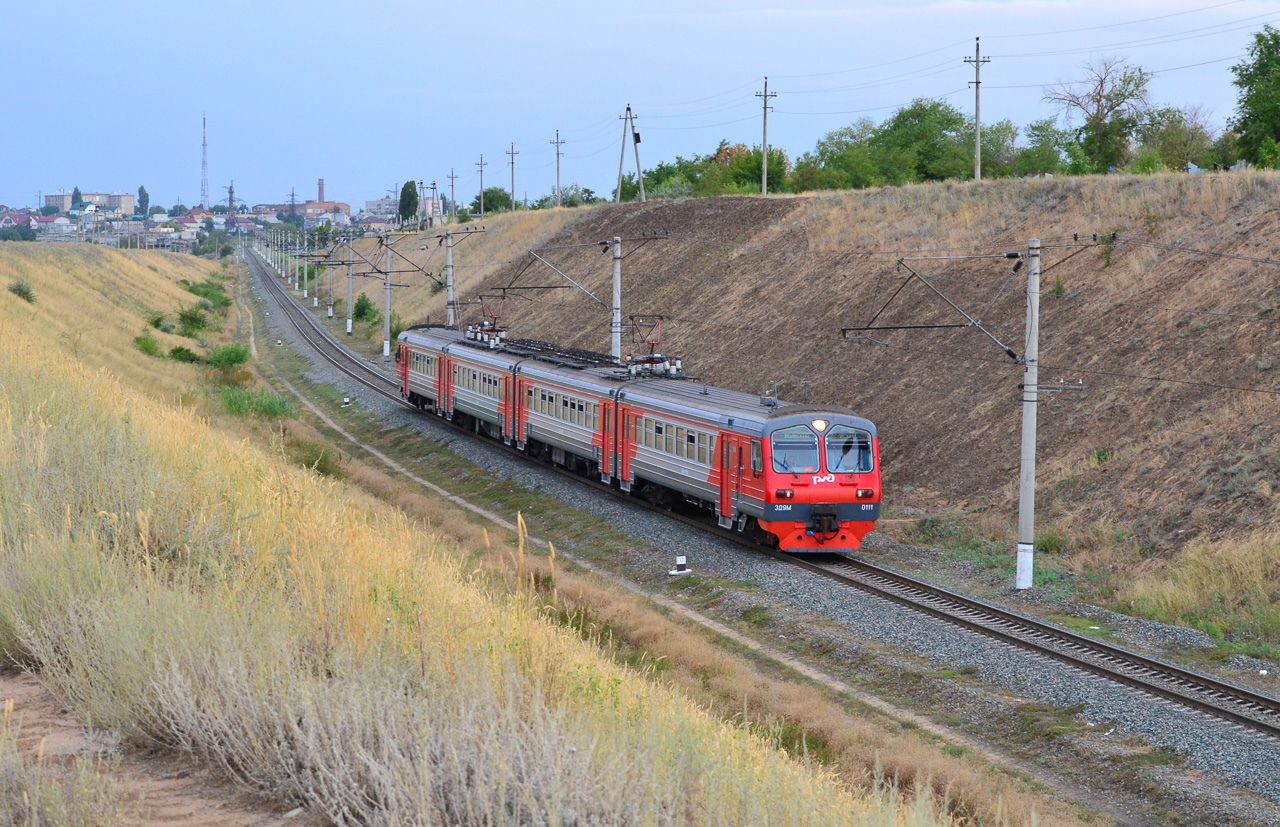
[{"xmin": 200, "ymin": 115, "xmax": 209, "ymax": 209}]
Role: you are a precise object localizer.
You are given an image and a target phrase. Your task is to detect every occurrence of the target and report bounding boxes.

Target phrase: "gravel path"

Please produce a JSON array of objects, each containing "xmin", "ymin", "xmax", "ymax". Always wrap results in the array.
[{"xmin": 252, "ymin": 260, "xmax": 1280, "ymax": 812}]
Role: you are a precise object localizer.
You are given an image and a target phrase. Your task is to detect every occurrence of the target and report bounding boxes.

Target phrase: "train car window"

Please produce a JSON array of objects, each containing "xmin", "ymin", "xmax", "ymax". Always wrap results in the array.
[
  {"xmin": 674, "ymin": 428, "xmax": 685, "ymax": 457},
  {"xmin": 825, "ymin": 426, "xmax": 874, "ymax": 473},
  {"xmin": 697, "ymin": 433, "xmax": 707, "ymax": 465},
  {"xmin": 770, "ymin": 427, "xmax": 817, "ymax": 473},
  {"xmin": 665, "ymin": 428, "xmax": 675, "ymax": 454},
  {"xmin": 750, "ymin": 439, "xmax": 763, "ymax": 474},
  {"xmin": 645, "ymin": 419, "xmax": 654, "ymax": 447},
  {"xmin": 688, "ymin": 432, "xmax": 698, "ymax": 462},
  {"xmin": 593, "ymin": 404, "xmax": 601, "ymax": 431},
  {"xmin": 722, "ymin": 440, "xmax": 731, "ymax": 470}
]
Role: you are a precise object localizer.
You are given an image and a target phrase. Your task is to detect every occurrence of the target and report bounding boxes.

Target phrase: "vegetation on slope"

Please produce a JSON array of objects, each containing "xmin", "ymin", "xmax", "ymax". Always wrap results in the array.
[{"xmin": 0, "ymin": 322, "xmax": 957, "ymax": 824}]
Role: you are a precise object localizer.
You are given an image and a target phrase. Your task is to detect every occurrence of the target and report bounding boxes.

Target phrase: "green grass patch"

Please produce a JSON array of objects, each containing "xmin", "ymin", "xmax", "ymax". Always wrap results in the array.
[
  {"xmin": 219, "ymin": 387, "xmax": 296, "ymax": 419},
  {"xmin": 134, "ymin": 334, "xmax": 160, "ymax": 357},
  {"xmin": 286, "ymin": 438, "xmax": 344, "ymax": 477},
  {"xmin": 7, "ymin": 280, "xmax": 34, "ymax": 303},
  {"xmin": 1045, "ymin": 615, "xmax": 1115, "ymax": 638},
  {"xmin": 169, "ymin": 345, "xmax": 202, "ymax": 363},
  {"xmin": 740, "ymin": 605, "xmax": 772, "ymax": 627},
  {"xmin": 1012, "ymin": 702, "xmax": 1089, "ymax": 743}
]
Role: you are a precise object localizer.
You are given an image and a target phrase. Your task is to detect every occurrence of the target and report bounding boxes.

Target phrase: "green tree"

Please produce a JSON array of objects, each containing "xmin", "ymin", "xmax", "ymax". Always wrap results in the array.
[
  {"xmin": 148, "ymin": 205, "xmax": 166, "ymax": 216},
  {"xmin": 470, "ymin": 187, "xmax": 513, "ymax": 214},
  {"xmin": 72, "ymin": 186, "xmax": 82, "ymax": 206},
  {"xmin": 398, "ymin": 180, "xmax": 419, "ymax": 225},
  {"xmin": 170, "ymin": 203, "xmax": 188, "ymax": 216},
  {"xmin": 869, "ymin": 98, "xmax": 970, "ymax": 182},
  {"xmin": 1230, "ymin": 25, "xmax": 1280, "ymax": 165},
  {"xmin": 137, "ymin": 186, "xmax": 149, "ymax": 216},
  {"xmin": 353, "ymin": 293, "xmax": 379, "ymax": 324},
  {"xmin": 1136, "ymin": 106, "xmax": 1215, "ymax": 170},
  {"xmin": 40, "ymin": 205, "xmax": 60, "ymax": 216},
  {"xmin": 1043, "ymin": 57, "xmax": 1151, "ymax": 171}
]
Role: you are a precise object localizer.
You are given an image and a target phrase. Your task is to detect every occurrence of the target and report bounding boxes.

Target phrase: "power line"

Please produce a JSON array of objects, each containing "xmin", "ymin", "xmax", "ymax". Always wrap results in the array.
[{"xmin": 985, "ymin": 0, "xmax": 1246, "ymax": 39}]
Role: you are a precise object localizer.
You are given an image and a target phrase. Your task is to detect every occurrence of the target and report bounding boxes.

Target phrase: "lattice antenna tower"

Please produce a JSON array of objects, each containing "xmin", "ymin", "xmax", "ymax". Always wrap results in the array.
[{"xmin": 199, "ymin": 115, "xmax": 209, "ymax": 209}]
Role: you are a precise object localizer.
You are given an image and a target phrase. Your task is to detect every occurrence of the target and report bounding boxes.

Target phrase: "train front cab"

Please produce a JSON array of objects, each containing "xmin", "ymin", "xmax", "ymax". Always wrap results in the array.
[{"xmin": 755, "ymin": 412, "xmax": 880, "ymax": 553}]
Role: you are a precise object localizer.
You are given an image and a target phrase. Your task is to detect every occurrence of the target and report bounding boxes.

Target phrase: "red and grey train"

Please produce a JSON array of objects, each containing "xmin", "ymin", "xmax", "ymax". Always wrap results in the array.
[{"xmin": 397, "ymin": 325, "xmax": 881, "ymax": 553}]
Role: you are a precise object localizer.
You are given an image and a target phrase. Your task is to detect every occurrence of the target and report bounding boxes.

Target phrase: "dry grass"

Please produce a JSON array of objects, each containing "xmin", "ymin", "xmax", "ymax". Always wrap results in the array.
[
  {"xmin": 0, "ymin": 318, "xmax": 963, "ymax": 825},
  {"xmin": 0, "ymin": 245, "xmax": 231, "ymax": 400},
  {"xmin": 0, "ymin": 699, "xmax": 130, "ymax": 825}
]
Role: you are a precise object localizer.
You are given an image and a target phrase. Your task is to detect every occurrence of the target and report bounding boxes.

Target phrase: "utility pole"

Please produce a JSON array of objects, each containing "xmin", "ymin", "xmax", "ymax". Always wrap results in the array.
[
  {"xmin": 506, "ymin": 143, "xmax": 519, "ymax": 210},
  {"xmin": 965, "ymin": 37, "xmax": 990, "ymax": 181},
  {"xmin": 383, "ymin": 242, "xmax": 392, "ymax": 357},
  {"xmin": 1015, "ymin": 238, "xmax": 1041, "ymax": 590},
  {"xmin": 445, "ymin": 229, "xmax": 456, "ymax": 327},
  {"xmin": 756, "ymin": 77, "xmax": 776, "ymax": 195},
  {"xmin": 448, "ymin": 168, "xmax": 457, "ymax": 218},
  {"xmin": 430, "ymin": 181, "xmax": 438, "ymax": 224},
  {"xmin": 346, "ymin": 237, "xmax": 354, "ymax": 336},
  {"xmin": 550, "ymin": 129, "xmax": 565, "ymax": 207},
  {"xmin": 615, "ymin": 105, "xmax": 645, "ymax": 203},
  {"xmin": 476, "ymin": 155, "xmax": 487, "ymax": 217},
  {"xmin": 418, "ymin": 180, "xmax": 426, "ymax": 228},
  {"xmin": 611, "ymin": 236, "xmax": 622, "ymax": 363}
]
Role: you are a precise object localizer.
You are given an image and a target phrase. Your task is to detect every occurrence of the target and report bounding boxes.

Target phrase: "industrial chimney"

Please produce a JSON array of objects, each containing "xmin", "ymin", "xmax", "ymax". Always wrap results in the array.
[{"xmin": 318, "ymin": 178, "xmax": 325, "ymax": 203}]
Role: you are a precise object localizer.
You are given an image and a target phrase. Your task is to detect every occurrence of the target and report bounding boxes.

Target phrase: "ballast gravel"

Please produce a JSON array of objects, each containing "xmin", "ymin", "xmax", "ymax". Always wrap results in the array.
[{"xmin": 254, "ymin": 266, "xmax": 1280, "ymax": 809}]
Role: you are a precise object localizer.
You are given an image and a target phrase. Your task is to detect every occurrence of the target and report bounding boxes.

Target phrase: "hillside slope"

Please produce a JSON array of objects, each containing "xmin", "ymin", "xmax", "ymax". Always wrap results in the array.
[{"xmin": 387, "ymin": 174, "xmax": 1280, "ymax": 554}]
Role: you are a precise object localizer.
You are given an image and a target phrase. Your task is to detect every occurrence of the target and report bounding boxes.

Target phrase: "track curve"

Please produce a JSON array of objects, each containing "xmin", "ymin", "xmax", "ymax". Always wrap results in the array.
[{"xmin": 247, "ymin": 246, "xmax": 1280, "ymax": 740}]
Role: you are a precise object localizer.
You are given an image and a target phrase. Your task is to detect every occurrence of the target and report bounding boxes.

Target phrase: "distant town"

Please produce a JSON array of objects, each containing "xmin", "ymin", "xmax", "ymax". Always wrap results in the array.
[{"xmin": 0, "ymin": 178, "xmax": 445, "ymax": 252}]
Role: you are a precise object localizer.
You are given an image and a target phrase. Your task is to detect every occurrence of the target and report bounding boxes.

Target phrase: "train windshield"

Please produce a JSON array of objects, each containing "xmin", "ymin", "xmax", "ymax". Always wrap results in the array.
[
  {"xmin": 771, "ymin": 426, "xmax": 820, "ymax": 473},
  {"xmin": 825, "ymin": 426, "xmax": 874, "ymax": 473}
]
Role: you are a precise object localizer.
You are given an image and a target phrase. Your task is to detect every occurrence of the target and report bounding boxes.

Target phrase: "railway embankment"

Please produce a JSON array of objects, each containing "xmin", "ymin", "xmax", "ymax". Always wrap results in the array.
[{"xmin": 347, "ymin": 173, "xmax": 1280, "ymax": 666}]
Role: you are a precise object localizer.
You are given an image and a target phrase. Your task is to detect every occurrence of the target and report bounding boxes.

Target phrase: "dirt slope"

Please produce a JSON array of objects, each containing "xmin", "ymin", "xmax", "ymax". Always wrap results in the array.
[{"xmin": 389, "ymin": 174, "xmax": 1280, "ymax": 551}]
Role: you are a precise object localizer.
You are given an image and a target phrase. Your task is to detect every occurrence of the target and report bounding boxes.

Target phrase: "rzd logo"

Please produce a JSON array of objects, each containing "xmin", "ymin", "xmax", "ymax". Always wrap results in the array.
[{"xmin": 812, "ymin": 474, "xmax": 835, "ymax": 484}]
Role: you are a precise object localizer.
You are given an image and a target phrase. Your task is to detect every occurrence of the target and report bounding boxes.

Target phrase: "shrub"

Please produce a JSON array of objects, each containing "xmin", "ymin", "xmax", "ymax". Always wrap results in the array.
[
  {"xmin": 390, "ymin": 311, "xmax": 406, "ymax": 340},
  {"xmin": 169, "ymin": 345, "xmax": 202, "ymax": 363},
  {"xmin": 177, "ymin": 306, "xmax": 208, "ymax": 336},
  {"xmin": 134, "ymin": 335, "xmax": 160, "ymax": 356},
  {"xmin": 181, "ymin": 278, "xmax": 231, "ymax": 311},
  {"xmin": 7, "ymin": 280, "xmax": 34, "ymax": 303},
  {"xmin": 353, "ymin": 293, "xmax": 379, "ymax": 324},
  {"xmin": 206, "ymin": 342, "xmax": 250, "ymax": 371}
]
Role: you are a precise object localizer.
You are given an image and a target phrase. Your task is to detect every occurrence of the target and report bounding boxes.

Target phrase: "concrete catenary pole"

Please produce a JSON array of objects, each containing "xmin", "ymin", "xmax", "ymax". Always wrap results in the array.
[
  {"xmin": 476, "ymin": 155, "xmax": 487, "ymax": 217},
  {"xmin": 611, "ymin": 236, "xmax": 622, "ymax": 363},
  {"xmin": 445, "ymin": 229, "xmax": 456, "ymax": 327},
  {"xmin": 303, "ymin": 230, "xmax": 309, "ymax": 300},
  {"xmin": 965, "ymin": 38, "xmax": 990, "ymax": 182},
  {"xmin": 327, "ymin": 234, "xmax": 334, "ymax": 317},
  {"xmin": 346, "ymin": 237, "xmax": 354, "ymax": 336},
  {"xmin": 1015, "ymin": 238, "xmax": 1041, "ymax": 590},
  {"xmin": 312, "ymin": 231, "xmax": 319, "ymax": 308},
  {"xmin": 383, "ymin": 243, "xmax": 392, "ymax": 357},
  {"xmin": 757, "ymin": 77, "xmax": 776, "ymax": 195}
]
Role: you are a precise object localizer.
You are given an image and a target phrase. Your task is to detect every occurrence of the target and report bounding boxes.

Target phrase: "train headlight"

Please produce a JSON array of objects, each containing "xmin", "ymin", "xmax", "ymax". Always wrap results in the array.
[
  {"xmin": 856, "ymin": 488, "xmax": 875, "ymax": 499},
  {"xmin": 811, "ymin": 419, "xmax": 828, "ymax": 432},
  {"xmin": 775, "ymin": 489, "xmax": 794, "ymax": 499}
]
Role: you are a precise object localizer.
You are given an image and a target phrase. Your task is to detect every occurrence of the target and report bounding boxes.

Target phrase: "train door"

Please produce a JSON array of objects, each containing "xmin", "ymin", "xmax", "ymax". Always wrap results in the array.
[
  {"xmin": 718, "ymin": 433, "xmax": 739, "ymax": 528},
  {"xmin": 501, "ymin": 371, "xmax": 513, "ymax": 443},
  {"xmin": 618, "ymin": 405, "xmax": 633, "ymax": 492},
  {"xmin": 600, "ymin": 400, "xmax": 614, "ymax": 483},
  {"xmin": 438, "ymin": 355, "xmax": 453, "ymax": 417}
]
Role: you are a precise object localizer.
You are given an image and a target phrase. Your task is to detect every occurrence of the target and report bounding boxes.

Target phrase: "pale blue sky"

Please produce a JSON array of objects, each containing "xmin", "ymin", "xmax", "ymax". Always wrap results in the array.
[{"xmin": 1, "ymin": 0, "xmax": 1274, "ymax": 210}]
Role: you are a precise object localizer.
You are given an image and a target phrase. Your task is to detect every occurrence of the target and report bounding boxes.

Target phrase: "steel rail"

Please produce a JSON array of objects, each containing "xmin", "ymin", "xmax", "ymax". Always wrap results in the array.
[{"xmin": 247, "ymin": 249, "xmax": 1280, "ymax": 740}]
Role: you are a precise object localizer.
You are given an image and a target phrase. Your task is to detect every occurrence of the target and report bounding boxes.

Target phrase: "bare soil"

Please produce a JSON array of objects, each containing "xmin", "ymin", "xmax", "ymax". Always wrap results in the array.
[{"xmin": 1, "ymin": 669, "xmax": 321, "ymax": 826}]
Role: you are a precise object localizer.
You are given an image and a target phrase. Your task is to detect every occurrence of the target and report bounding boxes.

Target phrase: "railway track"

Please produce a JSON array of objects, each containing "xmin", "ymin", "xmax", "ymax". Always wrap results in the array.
[{"xmin": 247, "ymin": 248, "xmax": 1280, "ymax": 741}]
